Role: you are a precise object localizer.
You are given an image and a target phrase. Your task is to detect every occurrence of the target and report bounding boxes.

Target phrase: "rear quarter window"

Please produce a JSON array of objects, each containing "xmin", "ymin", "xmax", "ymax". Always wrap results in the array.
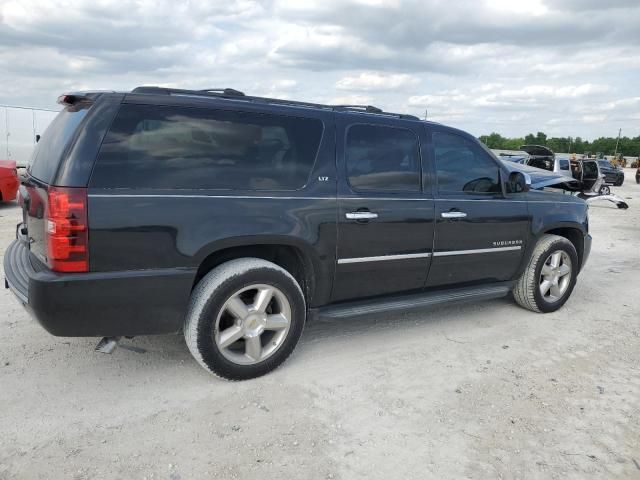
[
  {"xmin": 28, "ymin": 105, "xmax": 90, "ymax": 183},
  {"xmin": 90, "ymin": 104, "xmax": 324, "ymax": 190}
]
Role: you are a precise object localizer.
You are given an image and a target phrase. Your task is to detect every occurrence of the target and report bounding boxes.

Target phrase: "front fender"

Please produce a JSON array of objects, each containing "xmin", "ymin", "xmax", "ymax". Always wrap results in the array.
[{"xmin": 515, "ymin": 194, "xmax": 589, "ymax": 278}]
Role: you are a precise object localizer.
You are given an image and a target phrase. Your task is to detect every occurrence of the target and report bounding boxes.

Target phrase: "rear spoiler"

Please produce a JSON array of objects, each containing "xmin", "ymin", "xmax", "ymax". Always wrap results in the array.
[{"xmin": 57, "ymin": 91, "xmax": 114, "ymax": 106}]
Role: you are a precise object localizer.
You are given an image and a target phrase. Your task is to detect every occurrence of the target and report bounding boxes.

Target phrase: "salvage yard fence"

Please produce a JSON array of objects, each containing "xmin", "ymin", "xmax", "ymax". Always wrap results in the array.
[{"xmin": 1, "ymin": 105, "xmax": 58, "ymax": 167}]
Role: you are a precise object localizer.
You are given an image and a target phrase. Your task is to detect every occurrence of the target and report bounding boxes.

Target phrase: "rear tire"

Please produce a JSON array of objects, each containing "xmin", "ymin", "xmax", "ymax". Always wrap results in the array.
[
  {"xmin": 185, "ymin": 258, "xmax": 306, "ymax": 380},
  {"xmin": 513, "ymin": 234, "xmax": 578, "ymax": 313}
]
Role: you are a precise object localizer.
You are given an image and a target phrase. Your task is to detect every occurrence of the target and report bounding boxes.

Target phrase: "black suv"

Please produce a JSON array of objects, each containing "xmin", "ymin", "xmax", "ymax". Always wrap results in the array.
[
  {"xmin": 597, "ymin": 160, "xmax": 624, "ymax": 186},
  {"xmin": 4, "ymin": 87, "xmax": 591, "ymax": 380}
]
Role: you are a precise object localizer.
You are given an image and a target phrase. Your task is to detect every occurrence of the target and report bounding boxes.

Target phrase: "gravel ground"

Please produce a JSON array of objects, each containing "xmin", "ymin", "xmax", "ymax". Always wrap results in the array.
[{"xmin": 1, "ymin": 173, "xmax": 639, "ymax": 480}]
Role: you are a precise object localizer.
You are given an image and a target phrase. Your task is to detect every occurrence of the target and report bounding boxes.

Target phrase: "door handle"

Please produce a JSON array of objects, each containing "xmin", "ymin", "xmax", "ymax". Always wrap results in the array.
[
  {"xmin": 346, "ymin": 211, "xmax": 378, "ymax": 220},
  {"xmin": 441, "ymin": 211, "xmax": 467, "ymax": 219}
]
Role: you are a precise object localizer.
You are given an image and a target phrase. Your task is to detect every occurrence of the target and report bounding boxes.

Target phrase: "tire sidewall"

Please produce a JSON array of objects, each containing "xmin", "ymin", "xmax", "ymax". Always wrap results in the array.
[
  {"xmin": 532, "ymin": 239, "xmax": 579, "ymax": 313},
  {"xmin": 195, "ymin": 266, "xmax": 305, "ymax": 380}
]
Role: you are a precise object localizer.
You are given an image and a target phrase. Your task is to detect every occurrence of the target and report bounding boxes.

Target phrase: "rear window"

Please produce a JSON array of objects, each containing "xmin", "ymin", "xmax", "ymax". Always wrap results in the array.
[
  {"xmin": 28, "ymin": 105, "xmax": 90, "ymax": 183},
  {"xmin": 90, "ymin": 104, "xmax": 324, "ymax": 190}
]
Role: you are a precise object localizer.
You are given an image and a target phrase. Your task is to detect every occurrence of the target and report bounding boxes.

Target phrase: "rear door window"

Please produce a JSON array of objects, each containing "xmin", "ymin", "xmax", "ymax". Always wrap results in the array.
[
  {"xmin": 345, "ymin": 124, "xmax": 421, "ymax": 192},
  {"xmin": 434, "ymin": 132, "xmax": 501, "ymax": 194},
  {"xmin": 559, "ymin": 159, "xmax": 570, "ymax": 171},
  {"xmin": 28, "ymin": 105, "xmax": 90, "ymax": 183},
  {"xmin": 91, "ymin": 104, "xmax": 324, "ymax": 190}
]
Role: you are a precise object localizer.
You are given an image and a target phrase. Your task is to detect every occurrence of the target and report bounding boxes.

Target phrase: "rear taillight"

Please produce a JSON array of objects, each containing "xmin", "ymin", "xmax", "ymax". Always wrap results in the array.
[{"xmin": 45, "ymin": 187, "xmax": 89, "ymax": 273}]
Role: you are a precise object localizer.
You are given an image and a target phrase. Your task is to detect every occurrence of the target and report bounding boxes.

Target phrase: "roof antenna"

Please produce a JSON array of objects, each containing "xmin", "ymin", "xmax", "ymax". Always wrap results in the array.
[{"xmin": 424, "ymin": 109, "xmax": 428, "ymax": 120}]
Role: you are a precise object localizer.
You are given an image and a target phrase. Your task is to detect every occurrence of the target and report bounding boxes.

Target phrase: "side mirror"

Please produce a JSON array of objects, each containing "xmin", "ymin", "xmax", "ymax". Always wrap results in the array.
[{"xmin": 507, "ymin": 171, "xmax": 530, "ymax": 193}]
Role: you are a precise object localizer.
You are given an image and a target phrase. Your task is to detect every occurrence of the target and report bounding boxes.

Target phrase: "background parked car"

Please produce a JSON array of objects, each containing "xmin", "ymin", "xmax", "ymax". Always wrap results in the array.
[
  {"xmin": 520, "ymin": 145, "xmax": 556, "ymax": 171},
  {"xmin": 597, "ymin": 160, "xmax": 624, "ymax": 186},
  {"xmin": 497, "ymin": 153, "xmax": 527, "ymax": 164},
  {"xmin": 0, "ymin": 160, "xmax": 19, "ymax": 203}
]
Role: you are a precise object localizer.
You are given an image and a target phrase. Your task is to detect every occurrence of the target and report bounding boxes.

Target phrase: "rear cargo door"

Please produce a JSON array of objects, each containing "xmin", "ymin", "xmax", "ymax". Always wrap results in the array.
[{"xmin": 21, "ymin": 105, "xmax": 91, "ymax": 263}]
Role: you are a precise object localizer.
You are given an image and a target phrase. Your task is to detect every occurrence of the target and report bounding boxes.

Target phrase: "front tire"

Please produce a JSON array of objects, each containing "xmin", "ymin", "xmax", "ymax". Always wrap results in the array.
[
  {"xmin": 599, "ymin": 185, "xmax": 611, "ymax": 195},
  {"xmin": 513, "ymin": 235, "xmax": 578, "ymax": 313},
  {"xmin": 185, "ymin": 258, "xmax": 306, "ymax": 380}
]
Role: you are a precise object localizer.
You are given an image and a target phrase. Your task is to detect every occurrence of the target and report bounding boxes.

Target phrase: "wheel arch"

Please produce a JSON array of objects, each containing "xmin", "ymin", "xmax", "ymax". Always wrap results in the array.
[
  {"xmin": 192, "ymin": 237, "xmax": 324, "ymax": 306},
  {"xmin": 540, "ymin": 226, "xmax": 585, "ymax": 271}
]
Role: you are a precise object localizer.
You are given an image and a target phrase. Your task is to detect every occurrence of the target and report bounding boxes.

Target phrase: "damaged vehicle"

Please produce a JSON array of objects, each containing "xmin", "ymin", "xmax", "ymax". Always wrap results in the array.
[
  {"xmin": 502, "ymin": 159, "xmax": 628, "ymax": 209},
  {"xmin": 515, "ymin": 145, "xmax": 628, "ymax": 209}
]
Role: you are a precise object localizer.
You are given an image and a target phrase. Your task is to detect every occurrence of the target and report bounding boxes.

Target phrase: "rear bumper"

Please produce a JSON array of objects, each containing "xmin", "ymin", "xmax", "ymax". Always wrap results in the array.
[{"xmin": 4, "ymin": 240, "xmax": 195, "ymax": 336}]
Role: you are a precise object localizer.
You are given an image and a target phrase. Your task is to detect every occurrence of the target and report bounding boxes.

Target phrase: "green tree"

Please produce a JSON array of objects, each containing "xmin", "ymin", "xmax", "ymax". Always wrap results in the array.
[{"xmin": 478, "ymin": 132, "xmax": 640, "ymax": 158}]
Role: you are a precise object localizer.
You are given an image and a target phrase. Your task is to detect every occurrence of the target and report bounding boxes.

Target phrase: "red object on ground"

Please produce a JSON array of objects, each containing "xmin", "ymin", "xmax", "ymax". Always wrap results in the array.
[{"xmin": 0, "ymin": 160, "xmax": 19, "ymax": 203}]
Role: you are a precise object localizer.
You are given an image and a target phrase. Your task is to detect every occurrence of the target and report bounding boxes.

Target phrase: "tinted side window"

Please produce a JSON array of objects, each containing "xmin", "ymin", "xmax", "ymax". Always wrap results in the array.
[
  {"xmin": 434, "ymin": 132, "xmax": 501, "ymax": 193},
  {"xmin": 346, "ymin": 124, "xmax": 420, "ymax": 192},
  {"xmin": 559, "ymin": 159, "xmax": 570, "ymax": 170},
  {"xmin": 91, "ymin": 104, "xmax": 323, "ymax": 190},
  {"xmin": 29, "ymin": 105, "xmax": 90, "ymax": 183}
]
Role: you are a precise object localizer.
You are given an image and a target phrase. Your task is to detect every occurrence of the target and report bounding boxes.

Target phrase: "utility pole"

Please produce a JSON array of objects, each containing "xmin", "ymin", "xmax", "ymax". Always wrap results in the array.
[{"xmin": 613, "ymin": 128, "xmax": 621, "ymax": 157}]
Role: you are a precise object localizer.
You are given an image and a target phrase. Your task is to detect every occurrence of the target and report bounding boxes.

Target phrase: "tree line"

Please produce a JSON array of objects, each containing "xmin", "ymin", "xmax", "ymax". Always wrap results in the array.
[{"xmin": 478, "ymin": 131, "xmax": 640, "ymax": 157}]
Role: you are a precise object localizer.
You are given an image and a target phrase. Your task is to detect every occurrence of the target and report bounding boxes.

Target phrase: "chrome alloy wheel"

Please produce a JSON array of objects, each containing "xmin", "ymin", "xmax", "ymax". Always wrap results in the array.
[
  {"xmin": 539, "ymin": 250, "xmax": 572, "ymax": 303},
  {"xmin": 214, "ymin": 284, "xmax": 292, "ymax": 365}
]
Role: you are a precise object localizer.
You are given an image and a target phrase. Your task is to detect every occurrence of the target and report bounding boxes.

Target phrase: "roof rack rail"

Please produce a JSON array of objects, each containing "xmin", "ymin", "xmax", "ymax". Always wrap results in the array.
[
  {"xmin": 130, "ymin": 86, "xmax": 420, "ymax": 120},
  {"xmin": 333, "ymin": 104, "xmax": 384, "ymax": 114},
  {"xmin": 131, "ymin": 86, "xmax": 247, "ymax": 98},
  {"xmin": 332, "ymin": 104, "xmax": 419, "ymax": 120},
  {"xmin": 198, "ymin": 88, "xmax": 245, "ymax": 97}
]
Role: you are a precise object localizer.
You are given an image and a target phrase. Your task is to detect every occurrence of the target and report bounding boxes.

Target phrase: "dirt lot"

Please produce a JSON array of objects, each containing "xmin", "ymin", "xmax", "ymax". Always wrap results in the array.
[{"xmin": 1, "ymin": 173, "xmax": 639, "ymax": 480}]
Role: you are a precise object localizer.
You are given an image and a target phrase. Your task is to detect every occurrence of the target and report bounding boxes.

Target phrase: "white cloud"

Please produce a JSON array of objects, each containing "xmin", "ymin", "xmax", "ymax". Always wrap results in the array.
[
  {"xmin": 0, "ymin": 0, "xmax": 639, "ymax": 139},
  {"xmin": 336, "ymin": 72, "xmax": 419, "ymax": 91},
  {"xmin": 330, "ymin": 94, "xmax": 375, "ymax": 105},
  {"xmin": 484, "ymin": 0, "xmax": 549, "ymax": 16}
]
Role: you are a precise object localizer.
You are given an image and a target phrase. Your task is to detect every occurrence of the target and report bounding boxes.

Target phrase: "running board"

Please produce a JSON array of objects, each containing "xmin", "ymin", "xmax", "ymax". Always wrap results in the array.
[{"xmin": 317, "ymin": 283, "xmax": 512, "ymax": 319}]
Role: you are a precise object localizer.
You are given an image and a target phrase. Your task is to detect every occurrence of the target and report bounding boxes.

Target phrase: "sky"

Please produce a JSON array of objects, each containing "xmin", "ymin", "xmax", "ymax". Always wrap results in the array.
[{"xmin": 1, "ymin": 0, "xmax": 639, "ymax": 151}]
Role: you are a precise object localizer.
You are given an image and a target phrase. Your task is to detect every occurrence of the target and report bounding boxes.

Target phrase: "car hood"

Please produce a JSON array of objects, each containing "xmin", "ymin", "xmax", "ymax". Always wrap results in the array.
[
  {"xmin": 501, "ymin": 160, "xmax": 581, "ymax": 191},
  {"xmin": 520, "ymin": 145, "xmax": 555, "ymax": 157}
]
